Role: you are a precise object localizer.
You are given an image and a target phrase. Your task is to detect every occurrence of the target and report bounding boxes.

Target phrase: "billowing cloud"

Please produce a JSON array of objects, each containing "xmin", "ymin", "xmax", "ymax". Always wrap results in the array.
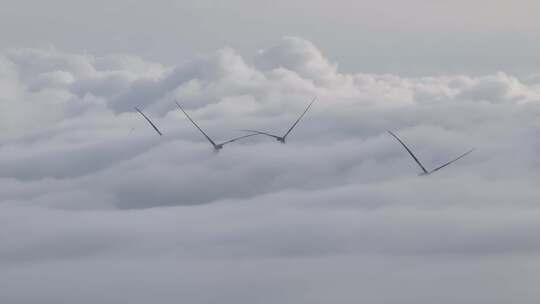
[{"xmin": 1, "ymin": 37, "xmax": 540, "ymax": 304}]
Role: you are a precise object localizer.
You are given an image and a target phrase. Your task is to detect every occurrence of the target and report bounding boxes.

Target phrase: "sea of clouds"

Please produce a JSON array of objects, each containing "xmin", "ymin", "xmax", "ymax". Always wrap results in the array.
[{"xmin": 1, "ymin": 37, "xmax": 540, "ymax": 303}]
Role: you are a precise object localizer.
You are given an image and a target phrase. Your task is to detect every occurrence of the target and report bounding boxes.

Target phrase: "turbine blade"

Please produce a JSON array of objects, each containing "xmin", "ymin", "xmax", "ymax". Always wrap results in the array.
[
  {"xmin": 387, "ymin": 130, "xmax": 429, "ymax": 174},
  {"xmin": 134, "ymin": 107, "xmax": 163, "ymax": 136},
  {"xmin": 283, "ymin": 96, "xmax": 316, "ymax": 139},
  {"xmin": 241, "ymin": 129, "xmax": 281, "ymax": 139},
  {"xmin": 175, "ymin": 101, "xmax": 217, "ymax": 147},
  {"xmin": 430, "ymin": 148, "xmax": 475, "ymax": 173},
  {"xmin": 219, "ymin": 133, "xmax": 260, "ymax": 146}
]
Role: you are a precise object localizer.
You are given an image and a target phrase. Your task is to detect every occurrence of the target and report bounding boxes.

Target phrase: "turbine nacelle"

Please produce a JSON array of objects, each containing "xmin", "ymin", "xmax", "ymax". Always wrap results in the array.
[
  {"xmin": 241, "ymin": 96, "xmax": 316, "ymax": 145},
  {"xmin": 175, "ymin": 100, "xmax": 258, "ymax": 151},
  {"xmin": 388, "ymin": 130, "xmax": 474, "ymax": 176}
]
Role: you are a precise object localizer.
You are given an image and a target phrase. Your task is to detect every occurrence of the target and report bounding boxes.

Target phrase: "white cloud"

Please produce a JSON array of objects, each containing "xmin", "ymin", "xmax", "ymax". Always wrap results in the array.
[{"xmin": 1, "ymin": 37, "xmax": 540, "ymax": 303}]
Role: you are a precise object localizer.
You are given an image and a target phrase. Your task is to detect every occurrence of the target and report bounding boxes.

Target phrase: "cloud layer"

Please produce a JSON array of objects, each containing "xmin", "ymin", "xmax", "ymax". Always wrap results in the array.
[{"xmin": 1, "ymin": 37, "xmax": 540, "ymax": 303}]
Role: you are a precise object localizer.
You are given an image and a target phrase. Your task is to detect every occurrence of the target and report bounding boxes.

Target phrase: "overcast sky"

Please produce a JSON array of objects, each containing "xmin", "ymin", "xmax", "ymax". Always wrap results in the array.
[
  {"xmin": 1, "ymin": 0, "xmax": 540, "ymax": 76},
  {"xmin": 2, "ymin": 1, "xmax": 540, "ymax": 303}
]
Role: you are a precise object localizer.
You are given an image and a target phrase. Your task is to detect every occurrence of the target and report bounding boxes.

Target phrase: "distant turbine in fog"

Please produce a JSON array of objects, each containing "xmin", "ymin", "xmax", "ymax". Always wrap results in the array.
[
  {"xmin": 175, "ymin": 101, "xmax": 258, "ymax": 151},
  {"xmin": 243, "ymin": 96, "xmax": 316, "ymax": 144},
  {"xmin": 135, "ymin": 107, "xmax": 162, "ymax": 136},
  {"xmin": 387, "ymin": 130, "xmax": 474, "ymax": 176}
]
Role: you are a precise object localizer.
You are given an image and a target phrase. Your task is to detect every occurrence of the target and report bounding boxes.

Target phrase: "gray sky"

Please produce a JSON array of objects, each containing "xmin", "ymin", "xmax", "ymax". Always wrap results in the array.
[
  {"xmin": 2, "ymin": 2, "xmax": 540, "ymax": 303},
  {"xmin": 1, "ymin": 0, "xmax": 540, "ymax": 76}
]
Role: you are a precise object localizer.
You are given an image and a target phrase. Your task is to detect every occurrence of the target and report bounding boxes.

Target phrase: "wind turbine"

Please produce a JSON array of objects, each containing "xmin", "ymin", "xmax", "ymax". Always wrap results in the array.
[
  {"xmin": 387, "ymin": 130, "xmax": 474, "ymax": 176},
  {"xmin": 135, "ymin": 107, "xmax": 163, "ymax": 136},
  {"xmin": 243, "ymin": 96, "xmax": 316, "ymax": 144},
  {"xmin": 175, "ymin": 101, "xmax": 258, "ymax": 151}
]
